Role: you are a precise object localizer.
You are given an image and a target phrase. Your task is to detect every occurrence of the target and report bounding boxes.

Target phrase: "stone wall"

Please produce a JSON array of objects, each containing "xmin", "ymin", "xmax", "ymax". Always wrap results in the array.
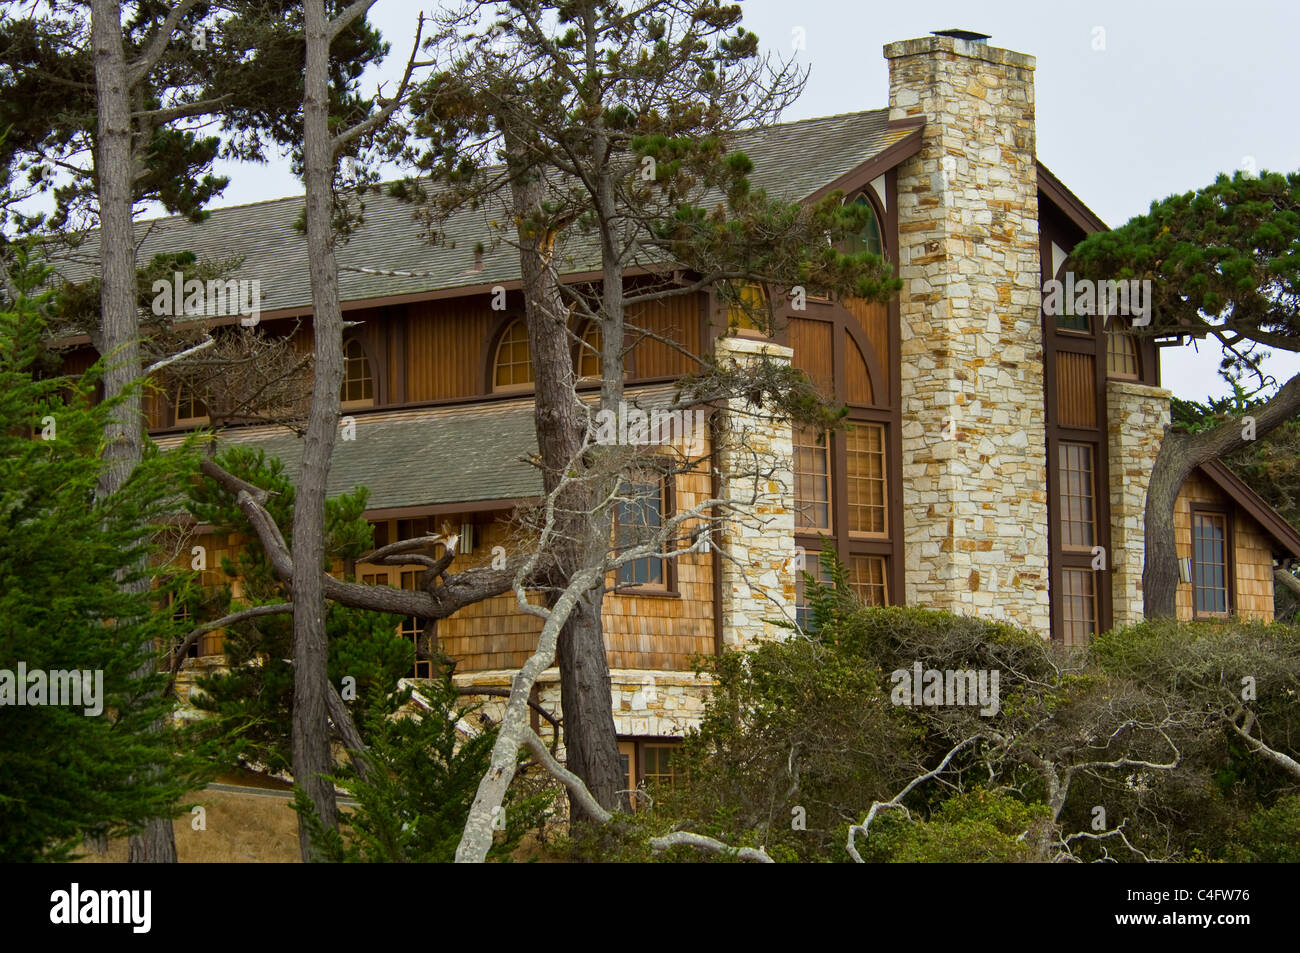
[
  {"xmin": 1106, "ymin": 379, "xmax": 1171, "ymax": 628},
  {"xmin": 886, "ymin": 35, "xmax": 1051, "ymax": 633},
  {"xmin": 712, "ymin": 334, "xmax": 798, "ymax": 648}
]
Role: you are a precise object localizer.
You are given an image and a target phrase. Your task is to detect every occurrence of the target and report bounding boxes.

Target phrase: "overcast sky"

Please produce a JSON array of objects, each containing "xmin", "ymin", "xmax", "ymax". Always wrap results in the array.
[{"xmin": 205, "ymin": 0, "xmax": 1300, "ymax": 401}]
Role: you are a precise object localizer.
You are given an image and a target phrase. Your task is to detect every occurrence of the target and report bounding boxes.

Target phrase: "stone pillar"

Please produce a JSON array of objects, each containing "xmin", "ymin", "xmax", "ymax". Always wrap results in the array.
[
  {"xmin": 1106, "ymin": 379, "xmax": 1171, "ymax": 629},
  {"xmin": 886, "ymin": 34, "xmax": 1051, "ymax": 633},
  {"xmin": 713, "ymin": 334, "xmax": 796, "ymax": 649}
]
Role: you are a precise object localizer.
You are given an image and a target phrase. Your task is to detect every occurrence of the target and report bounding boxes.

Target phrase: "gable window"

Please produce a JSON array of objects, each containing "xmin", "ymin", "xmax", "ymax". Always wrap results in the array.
[
  {"xmin": 1059, "ymin": 442, "xmax": 1096, "ymax": 551},
  {"xmin": 843, "ymin": 193, "xmax": 884, "ymax": 258},
  {"xmin": 493, "ymin": 319, "xmax": 533, "ymax": 391},
  {"xmin": 341, "ymin": 338, "xmax": 375, "ymax": 407},
  {"xmin": 174, "ymin": 383, "xmax": 209, "ymax": 426},
  {"xmin": 793, "ymin": 426, "xmax": 832, "ymax": 531},
  {"xmin": 846, "ymin": 423, "xmax": 887, "ymax": 536},
  {"xmin": 1192, "ymin": 510, "xmax": 1230, "ymax": 617},
  {"xmin": 578, "ymin": 320, "xmax": 602, "ymax": 379},
  {"xmin": 614, "ymin": 474, "xmax": 667, "ymax": 589}
]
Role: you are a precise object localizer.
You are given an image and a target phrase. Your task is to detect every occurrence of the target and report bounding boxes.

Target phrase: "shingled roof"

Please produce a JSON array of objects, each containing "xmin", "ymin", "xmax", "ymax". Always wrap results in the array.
[
  {"xmin": 50, "ymin": 109, "xmax": 907, "ymax": 318},
  {"xmin": 157, "ymin": 384, "xmax": 682, "ymax": 510}
]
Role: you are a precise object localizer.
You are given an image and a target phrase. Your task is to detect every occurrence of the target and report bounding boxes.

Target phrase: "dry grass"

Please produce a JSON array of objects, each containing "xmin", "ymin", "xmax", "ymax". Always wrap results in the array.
[{"xmin": 75, "ymin": 788, "xmax": 301, "ymax": 863}]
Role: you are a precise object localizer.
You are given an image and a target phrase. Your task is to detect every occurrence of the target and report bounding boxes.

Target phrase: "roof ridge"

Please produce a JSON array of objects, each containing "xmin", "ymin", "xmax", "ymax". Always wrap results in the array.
[{"xmin": 121, "ymin": 107, "xmax": 891, "ymax": 229}]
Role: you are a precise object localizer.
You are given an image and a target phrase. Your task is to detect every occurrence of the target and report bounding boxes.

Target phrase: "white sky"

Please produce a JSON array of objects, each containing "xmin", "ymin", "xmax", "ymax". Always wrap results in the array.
[{"xmin": 202, "ymin": 0, "xmax": 1300, "ymax": 401}]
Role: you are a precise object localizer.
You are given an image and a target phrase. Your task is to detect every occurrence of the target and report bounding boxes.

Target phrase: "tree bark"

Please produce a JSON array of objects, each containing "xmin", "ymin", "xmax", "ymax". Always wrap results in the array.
[
  {"xmin": 1143, "ymin": 371, "xmax": 1300, "ymax": 618},
  {"xmin": 290, "ymin": 0, "xmax": 346, "ymax": 860},
  {"xmin": 502, "ymin": 118, "xmax": 624, "ymax": 820},
  {"xmin": 92, "ymin": 0, "xmax": 177, "ymax": 864}
]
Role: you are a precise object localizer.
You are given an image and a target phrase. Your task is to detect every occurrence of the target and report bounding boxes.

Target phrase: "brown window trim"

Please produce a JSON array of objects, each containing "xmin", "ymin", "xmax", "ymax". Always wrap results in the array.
[
  {"xmin": 1190, "ymin": 504, "xmax": 1235, "ymax": 619},
  {"xmin": 618, "ymin": 737, "xmax": 683, "ymax": 811},
  {"xmin": 610, "ymin": 468, "xmax": 677, "ymax": 595},
  {"xmin": 1058, "ymin": 440, "xmax": 1098, "ymax": 554}
]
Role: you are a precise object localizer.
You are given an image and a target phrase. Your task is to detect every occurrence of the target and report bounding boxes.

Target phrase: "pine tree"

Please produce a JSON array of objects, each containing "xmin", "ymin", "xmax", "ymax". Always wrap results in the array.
[{"xmin": 0, "ymin": 250, "xmax": 209, "ymax": 861}]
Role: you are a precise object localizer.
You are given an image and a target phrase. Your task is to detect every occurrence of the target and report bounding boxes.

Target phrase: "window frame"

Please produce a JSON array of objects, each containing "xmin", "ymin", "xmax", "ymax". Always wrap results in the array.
[
  {"xmin": 617, "ymin": 737, "xmax": 683, "ymax": 812},
  {"xmin": 340, "ymin": 336, "xmax": 378, "ymax": 409},
  {"xmin": 793, "ymin": 425, "xmax": 833, "ymax": 533},
  {"xmin": 173, "ymin": 382, "xmax": 210, "ymax": 427},
  {"xmin": 611, "ymin": 469, "xmax": 677, "ymax": 595},
  {"xmin": 1105, "ymin": 316, "xmax": 1141, "ymax": 381},
  {"xmin": 1058, "ymin": 440, "xmax": 1097, "ymax": 553},
  {"xmin": 490, "ymin": 318, "xmax": 535, "ymax": 393},
  {"xmin": 1190, "ymin": 505, "xmax": 1234, "ymax": 619}
]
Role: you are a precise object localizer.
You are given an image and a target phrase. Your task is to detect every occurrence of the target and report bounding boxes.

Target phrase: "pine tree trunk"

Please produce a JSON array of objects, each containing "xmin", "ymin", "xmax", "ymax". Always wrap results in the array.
[
  {"xmin": 92, "ymin": 0, "xmax": 177, "ymax": 865},
  {"xmin": 503, "ymin": 120, "xmax": 624, "ymax": 819},
  {"xmin": 291, "ymin": 0, "xmax": 344, "ymax": 860}
]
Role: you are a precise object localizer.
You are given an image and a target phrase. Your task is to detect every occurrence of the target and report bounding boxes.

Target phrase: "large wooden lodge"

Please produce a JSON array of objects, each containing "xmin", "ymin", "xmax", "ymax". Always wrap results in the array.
[{"xmin": 53, "ymin": 31, "xmax": 1300, "ymax": 790}]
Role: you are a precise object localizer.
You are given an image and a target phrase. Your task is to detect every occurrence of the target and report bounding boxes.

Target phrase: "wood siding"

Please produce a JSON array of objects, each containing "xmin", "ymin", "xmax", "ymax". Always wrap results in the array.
[{"xmin": 1173, "ymin": 470, "xmax": 1275, "ymax": 622}]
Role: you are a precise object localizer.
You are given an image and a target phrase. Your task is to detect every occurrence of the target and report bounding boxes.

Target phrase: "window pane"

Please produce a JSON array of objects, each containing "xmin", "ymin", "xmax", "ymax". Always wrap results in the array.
[
  {"xmin": 845, "ymin": 423, "xmax": 887, "ymax": 534},
  {"xmin": 1193, "ymin": 513, "xmax": 1228, "ymax": 615},
  {"xmin": 615, "ymin": 477, "xmax": 666, "ymax": 587},
  {"xmin": 1058, "ymin": 442, "xmax": 1095, "ymax": 549},
  {"xmin": 1061, "ymin": 569, "xmax": 1096, "ymax": 647},
  {"xmin": 793, "ymin": 426, "xmax": 832, "ymax": 531}
]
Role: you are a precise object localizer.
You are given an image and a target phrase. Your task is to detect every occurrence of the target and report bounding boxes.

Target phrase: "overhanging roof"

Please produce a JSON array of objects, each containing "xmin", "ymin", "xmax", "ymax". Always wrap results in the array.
[
  {"xmin": 1198, "ymin": 459, "xmax": 1300, "ymax": 560},
  {"xmin": 47, "ymin": 110, "xmax": 906, "ymax": 328},
  {"xmin": 158, "ymin": 384, "xmax": 682, "ymax": 512}
]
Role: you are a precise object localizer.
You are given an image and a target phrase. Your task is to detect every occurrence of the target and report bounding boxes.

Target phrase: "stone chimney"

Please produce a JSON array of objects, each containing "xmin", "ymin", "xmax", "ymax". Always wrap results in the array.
[{"xmin": 885, "ymin": 33, "xmax": 1051, "ymax": 633}]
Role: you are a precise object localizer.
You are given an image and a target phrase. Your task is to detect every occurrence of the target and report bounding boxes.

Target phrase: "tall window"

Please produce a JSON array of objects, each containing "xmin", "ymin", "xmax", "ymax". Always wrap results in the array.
[
  {"xmin": 846, "ymin": 423, "xmax": 887, "ymax": 535},
  {"xmin": 614, "ymin": 475, "xmax": 667, "ymax": 588},
  {"xmin": 1061, "ymin": 568, "xmax": 1096, "ymax": 647},
  {"xmin": 793, "ymin": 426, "xmax": 831, "ymax": 531},
  {"xmin": 578, "ymin": 321, "xmax": 602, "ymax": 379},
  {"xmin": 843, "ymin": 194, "xmax": 883, "ymax": 258},
  {"xmin": 1106, "ymin": 324, "xmax": 1140, "ymax": 379},
  {"xmin": 1192, "ymin": 511, "xmax": 1230, "ymax": 617},
  {"xmin": 493, "ymin": 319, "xmax": 533, "ymax": 391},
  {"xmin": 1059, "ymin": 442, "xmax": 1096, "ymax": 550},
  {"xmin": 341, "ymin": 338, "xmax": 375, "ymax": 405}
]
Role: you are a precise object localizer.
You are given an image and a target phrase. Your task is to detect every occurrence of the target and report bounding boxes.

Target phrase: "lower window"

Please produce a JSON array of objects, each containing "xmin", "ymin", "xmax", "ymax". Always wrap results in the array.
[
  {"xmin": 1060, "ymin": 568, "xmax": 1096, "ymax": 647},
  {"xmin": 617, "ymin": 738, "xmax": 682, "ymax": 811},
  {"xmin": 1192, "ymin": 511, "xmax": 1230, "ymax": 617}
]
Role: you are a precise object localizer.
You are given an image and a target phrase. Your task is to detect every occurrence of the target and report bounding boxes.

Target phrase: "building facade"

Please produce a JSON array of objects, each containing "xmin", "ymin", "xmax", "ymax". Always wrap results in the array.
[{"xmin": 53, "ymin": 32, "xmax": 1300, "ymax": 789}]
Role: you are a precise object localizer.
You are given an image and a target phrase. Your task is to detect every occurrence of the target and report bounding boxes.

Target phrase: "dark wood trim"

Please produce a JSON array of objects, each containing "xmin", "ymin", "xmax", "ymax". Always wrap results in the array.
[
  {"xmin": 885, "ymin": 166, "xmax": 904, "ymax": 606},
  {"xmin": 364, "ymin": 499, "xmax": 529, "ymax": 520},
  {"xmin": 710, "ymin": 411, "xmax": 725, "ymax": 655},
  {"xmin": 1198, "ymin": 459, "xmax": 1300, "ymax": 559},
  {"xmin": 1189, "ymin": 502, "xmax": 1235, "ymax": 618}
]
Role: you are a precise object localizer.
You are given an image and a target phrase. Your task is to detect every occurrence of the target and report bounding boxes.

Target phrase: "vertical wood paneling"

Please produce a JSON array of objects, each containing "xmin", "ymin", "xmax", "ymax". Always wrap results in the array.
[
  {"xmin": 843, "ymin": 331, "xmax": 873, "ymax": 405},
  {"xmin": 788, "ymin": 318, "xmax": 833, "ymax": 395},
  {"xmin": 627, "ymin": 295, "xmax": 701, "ymax": 379},
  {"xmin": 1056, "ymin": 351, "xmax": 1097, "ymax": 428},
  {"xmin": 843, "ymin": 296, "xmax": 890, "ymax": 396}
]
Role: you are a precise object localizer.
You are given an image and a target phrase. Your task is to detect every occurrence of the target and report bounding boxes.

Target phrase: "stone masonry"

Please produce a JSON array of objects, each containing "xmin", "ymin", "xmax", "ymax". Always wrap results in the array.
[
  {"xmin": 1107, "ymin": 379, "xmax": 1172, "ymax": 628},
  {"xmin": 886, "ymin": 35, "xmax": 1052, "ymax": 633},
  {"xmin": 713, "ymin": 334, "xmax": 797, "ymax": 648}
]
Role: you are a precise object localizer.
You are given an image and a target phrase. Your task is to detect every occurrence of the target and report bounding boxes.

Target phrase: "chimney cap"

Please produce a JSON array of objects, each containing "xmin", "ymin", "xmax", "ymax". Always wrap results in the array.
[{"xmin": 931, "ymin": 29, "xmax": 991, "ymax": 43}]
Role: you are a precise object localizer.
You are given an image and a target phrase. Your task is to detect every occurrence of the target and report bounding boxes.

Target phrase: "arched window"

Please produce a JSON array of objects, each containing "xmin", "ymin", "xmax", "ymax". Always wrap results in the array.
[
  {"xmin": 492, "ymin": 319, "xmax": 533, "ymax": 391},
  {"xmin": 174, "ymin": 382, "xmax": 208, "ymax": 426},
  {"xmin": 843, "ymin": 193, "xmax": 883, "ymax": 258},
  {"xmin": 578, "ymin": 321, "xmax": 602, "ymax": 379},
  {"xmin": 341, "ymin": 338, "xmax": 375, "ymax": 406}
]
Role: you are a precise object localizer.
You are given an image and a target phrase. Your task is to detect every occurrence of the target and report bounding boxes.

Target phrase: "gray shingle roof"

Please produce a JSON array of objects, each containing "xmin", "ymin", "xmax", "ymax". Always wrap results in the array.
[
  {"xmin": 50, "ymin": 110, "xmax": 899, "ymax": 315},
  {"xmin": 157, "ymin": 384, "xmax": 682, "ymax": 509}
]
